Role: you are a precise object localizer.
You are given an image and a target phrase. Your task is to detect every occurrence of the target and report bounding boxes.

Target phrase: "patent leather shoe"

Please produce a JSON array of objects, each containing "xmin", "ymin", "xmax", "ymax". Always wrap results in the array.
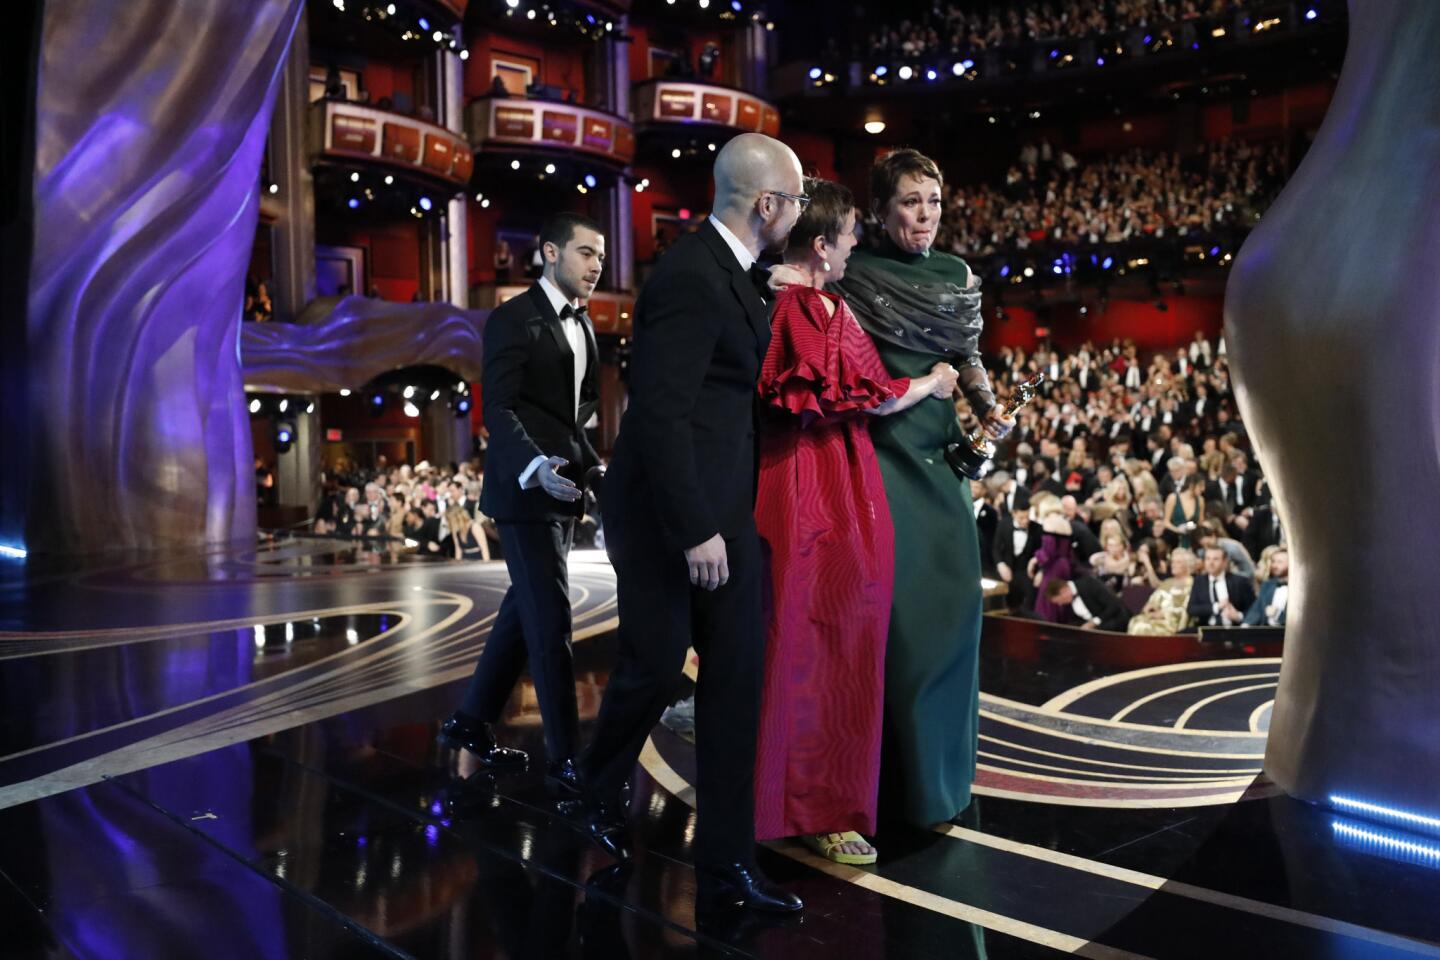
[
  {"xmin": 436, "ymin": 714, "xmax": 528, "ymax": 768},
  {"xmin": 695, "ymin": 862, "xmax": 803, "ymax": 914},
  {"xmin": 546, "ymin": 758, "xmax": 583, "ymax": 798}
]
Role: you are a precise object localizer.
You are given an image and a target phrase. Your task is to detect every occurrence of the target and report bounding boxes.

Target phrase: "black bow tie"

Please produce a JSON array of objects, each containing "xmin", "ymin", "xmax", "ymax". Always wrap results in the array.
[
  {"xmin": 560, "ymin": 304, "xmax": 588, "ymax": 321},
  {"xmin": 748, "ymin": 263, "xmax": 774, "ymax": 299}
]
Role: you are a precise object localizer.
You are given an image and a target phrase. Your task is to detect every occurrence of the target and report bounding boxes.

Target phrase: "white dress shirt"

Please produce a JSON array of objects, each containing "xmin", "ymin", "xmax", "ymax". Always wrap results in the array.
[
  {"xmin": 1069, "ymin": 582, "xmax": 1100, "ymax": 626},
  {"xmin": 518, "ymin": 275, "xmax": 590, "ymax": 489},
  {"xmin": 1207, "ymin": 574, "xmax": 1231, "ymax": 624},
  {"xmin": 708, "ymin": 214, "xmax": 756, "ymax": 271}
]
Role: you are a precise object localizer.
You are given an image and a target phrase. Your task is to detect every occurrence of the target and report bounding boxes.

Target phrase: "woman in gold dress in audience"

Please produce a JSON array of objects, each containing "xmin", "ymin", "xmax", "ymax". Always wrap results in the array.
[{"xmin": 1127, "ymin": 547, "xmax": 1198, "ymax": 635}]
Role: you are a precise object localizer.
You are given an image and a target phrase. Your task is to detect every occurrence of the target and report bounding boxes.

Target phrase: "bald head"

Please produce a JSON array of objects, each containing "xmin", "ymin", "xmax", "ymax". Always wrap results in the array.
[{"xmin": 713, "ymin": 133, "xmax": 803, "ymax": 215}]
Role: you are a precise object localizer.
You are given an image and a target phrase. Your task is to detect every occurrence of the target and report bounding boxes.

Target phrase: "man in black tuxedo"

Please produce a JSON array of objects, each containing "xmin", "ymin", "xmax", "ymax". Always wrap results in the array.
[
  {"xmin": 1045, "ymin": 576, "xmax": 1130, "ymax": 632},
  {"xmin": 439, "ymin": 213, "xmax": 604, "ymax": 797},
  {"xmin": 1187, "ymin": 545, "xmax": 1257, "ymax": 628},
  {"xmin": 580, "ymin": 133, "xmax": 805, "ymax": 914},
  {"xmin": 993, "ymin": 502, "xmax": 1042, "ymax": 612}
]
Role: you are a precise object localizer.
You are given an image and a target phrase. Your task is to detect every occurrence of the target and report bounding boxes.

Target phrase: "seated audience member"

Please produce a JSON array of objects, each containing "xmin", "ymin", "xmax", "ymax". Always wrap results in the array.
[
  {"xmin": 1197, "ymin": 519, "xmax": 1256, "ymax": 579},
  {"xmin": 1044, "ymin": 575, "xmax": 1131, "ymax": 632},
  {"xmin": 1089, "ymin": 534, "xmax": 1136, "ymax": 595},
  {"xmin": 1187, "ymin": 546, "xmax": 1257, "ymax": 628},
  {"xmin": 1128, "ymin": 548, "xmax": 1199, "ymax": 635},
  {"xmin": 1244, "ymin": 547, "xmax": 1289, "ymax": 626},
  {"xmin": 446, "ymin": 508, "xmax": 490, "ymax": 561}
]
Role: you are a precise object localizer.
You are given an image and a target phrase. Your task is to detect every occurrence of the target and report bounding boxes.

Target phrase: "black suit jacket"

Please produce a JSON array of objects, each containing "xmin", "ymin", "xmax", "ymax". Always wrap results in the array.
[
  {"xmin": 479, "ymin": 284, "xmax": 601, "ymax": 523},
  {"xmin": 993, "ymin": 516, "xmax": 1042, "ymax": 575},
  {"xmin": 1075, "ymin": 575, "xmax": 1131, "ymax": 631},
  {"xmin": 604, "ymin": 221, "xmax": 771, "ymax": 553},
  {"xmin": 1187, "ymin": 572, "xmax": 1257, "ymax": 626}
]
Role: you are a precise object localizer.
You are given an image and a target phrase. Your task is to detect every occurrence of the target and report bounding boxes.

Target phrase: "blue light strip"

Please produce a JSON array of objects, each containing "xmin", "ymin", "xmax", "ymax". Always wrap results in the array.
[
  {"xmin": 1329, "ymin": 794, "xmax": 1440, "ymax": 835},
  {"xmin": 0, "ymin": 544, "xmax": 27, "ymax": 560},
  {"xmin": 1332, "ymin": 820, "xmax": 1440, "ymax": 869}
]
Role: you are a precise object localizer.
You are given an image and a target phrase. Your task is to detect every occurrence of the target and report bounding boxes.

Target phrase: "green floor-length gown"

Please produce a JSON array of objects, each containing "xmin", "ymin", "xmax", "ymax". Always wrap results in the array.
[{"xmin": 840, "ymin": 244, "xmax": 984, "ymax": 827}]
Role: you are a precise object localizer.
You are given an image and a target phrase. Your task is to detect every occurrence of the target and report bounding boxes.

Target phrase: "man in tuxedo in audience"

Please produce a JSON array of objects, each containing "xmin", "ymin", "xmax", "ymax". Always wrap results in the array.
[
  {"xmin": 1244, "ymin": 548, "xmax": 1290, "ymax": 626},
  {"xmin": 580, "ymin": 133, "xmax": 805, "ymax": 914},
  {"xmin": 992, "ymin": 469, "xmax": 1031, "ymax": 517},
  {"xmin": 1045, "ymin": 576, "xmax": 1131, "ymax": 632},
  {"xmin": 439, "ymin": 212, "xmax": 604, "ymax": 800},
  {"xmin": 994, "ymin": 501, "xmax": 1043, "ymax": 612},
  {"xmin": 1187, "ymin": 546, "xmax": 1257, "ymax": 628}
]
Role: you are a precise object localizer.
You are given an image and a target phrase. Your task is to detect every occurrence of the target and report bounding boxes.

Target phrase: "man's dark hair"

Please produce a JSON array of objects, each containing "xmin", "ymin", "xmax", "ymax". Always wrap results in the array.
[
  {"xmin": 540, "ymin": 212, "xmax": 604, "ymax": 255},
  {"xmin": 1044, "ymin": 578, "xmax": 1071, "ymax": 601},
  {"xmin": 786, "ymin": 177, "xmax": 854, "ymax": 256},
  {"xmin": 870, "ymin": 148, "xmax": 944, "ymax": 216}
]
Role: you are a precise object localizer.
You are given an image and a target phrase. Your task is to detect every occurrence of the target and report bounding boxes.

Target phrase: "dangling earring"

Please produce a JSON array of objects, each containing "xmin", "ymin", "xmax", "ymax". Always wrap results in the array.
[{"xmin": 822, "ymin": 260, "xmax": 831, "ymax": 272}]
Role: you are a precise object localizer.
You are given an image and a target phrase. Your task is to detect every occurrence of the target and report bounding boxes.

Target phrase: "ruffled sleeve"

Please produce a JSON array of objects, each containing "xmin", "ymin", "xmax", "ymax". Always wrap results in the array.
[{"xmin": 759, "ymin": 287, "xmax": 908, "ymax": 427}]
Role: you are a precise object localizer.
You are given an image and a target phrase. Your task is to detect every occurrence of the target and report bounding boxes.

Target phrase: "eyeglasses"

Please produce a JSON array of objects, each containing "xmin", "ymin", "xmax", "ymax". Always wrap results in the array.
[{"xmin": 766, "ymin": 190, "xmax": 811, "ymax": 209}]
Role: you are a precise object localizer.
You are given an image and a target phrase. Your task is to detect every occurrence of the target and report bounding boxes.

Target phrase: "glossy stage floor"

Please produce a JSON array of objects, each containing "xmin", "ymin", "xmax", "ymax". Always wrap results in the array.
[{"xmin": 2, "ymin": 539, "xmax": 1438, "ymax": 959}]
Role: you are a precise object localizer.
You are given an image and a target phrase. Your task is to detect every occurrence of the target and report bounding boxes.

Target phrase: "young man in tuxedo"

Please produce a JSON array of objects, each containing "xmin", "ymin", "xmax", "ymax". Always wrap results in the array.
[
  {"xmin": 1187, "ymin": 545, "xmax": 1258, "ymax": 628},
  {"xmin": 580, "ymin": 133, "xmax": 806, "ymax": 914},
  {"xmin": 438, "ymin": 212, "xmax": 603, "ymax": 799},
  {"xmin": 1045, "ymin": 576, "xmax": 1131, "ymax": 632}
]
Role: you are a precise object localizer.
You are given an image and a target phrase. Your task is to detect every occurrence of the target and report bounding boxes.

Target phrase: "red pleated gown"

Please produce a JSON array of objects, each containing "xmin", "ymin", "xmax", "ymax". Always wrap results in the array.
[{"xmin": 753, "ymin": 286, "xmax": 909, "ymax": 840}]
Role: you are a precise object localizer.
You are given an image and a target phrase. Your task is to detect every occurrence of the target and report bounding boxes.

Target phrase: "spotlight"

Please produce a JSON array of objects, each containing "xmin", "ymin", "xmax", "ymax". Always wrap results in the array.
[
  {"xmin": 431, "ymin": 390, "xmax": 441, "ymax": 401},
  {"xmin": 350, "ymin": 171, "xmax": 360, "ymax": 182},
  {"xmin": 732, "ymin": 0, "xmax": 741, "ymax": 9},
  {"xmin": 348, "ymin": 198, "xmax": 360, "ymax": 209},
  {"xmin": 864, "ymin": 120, "xmax": 886, "ymax": 135},
  {"xmin": 305, "ymin": 401, "xmax": 315, "ymax": 414},
  {"xmin": 418, "ymin": 17, "xmax": 430, "ymax": 29},
  {"xmin": 999, "ymin": 264, "xmax": 1011, "ymax": 278},
  {"xmin": 432, "ymin": 30, "xmax": 443, "ymax": 42},
  {"xmin": 419, "ymin": 196, "xmax": 432, "ymax": 211},
  {"xmin": 1097, "ymin": 56, "xmax": 1106, "ymax": 65},
  {"xmin": 481, "ymin": 198, "xmax": 490, "ymax": 208},
  {"xmin": 584, "ymin": 173, "xmax": 597, "ymax": 188},
  {"xmin": 1101, "ymin": 256, "xmax": 1114, "ymax": 269},
  {"xmin": 249, "ymin": 398, "xmax": 262, "ymax": 414},
  {"xmin": 475, "ymin": 192, "xmax": 484, "ymax": 201},
  {"xmin": 1023, "ymin": 266, "xmax": 1035, "ymax": 278},
  {"xmin": 368, "ymin": 391, "xmax": 386, "ymax": 416},
  {"xmin": 898, "ymin": 65, "xmax": 913, "ymax": 80},
  {"xmin": 809, "ymin": 67, "xmax": 822, "ymax": 80},
  {"xmin": 403, "ymin": 401, "xmax": 420, "ymax": 418},
  {"xmin": 274, "ymin": 423, "xmax": 295, "ymax": 453},
  {"xmin": 384, "ymin": 175, "xmax": 394, "ymax": 185},
  {"xmin": 387, "ymin": 2, "xmax": 395, "ymax": 12},
  {"xmin": 545, "ymin": 163, "xmax": 556, "ymax": 174},
  {"xmin": 925, "ymin": 68, "xmax": 938, "ymax": 81},
  {"xmin": 403, "ymin": 385, "xmax": 416, "ymax": 399},
  {"xmin": 961, "ymin": 59, "xmax": 975, "ymax": 71},
  {"xmin": 459, "ymin": 49, "xmax": 469, "ymax": 60},
  {"xmin": 699, "ymin": 0, "xmax": 709, "ymax": 7},
  {"xmin": 875, "ymin": 65, "xmax": 888, "ymax": 76},
  {"xmin": 1305, "ymin": 7, "xmax": 1318, "ymax": 19},
  {"xmin": 267, "ymin": 182, "xmax": 279, "ymax": 195},
  {"xmin": 339, "ymin": 388, "xmax": 352, "ymax": 397},
  {"xmin": 454, "ymin": 395, "xmax": 471, "ymax": 416},
  {"xmin": 278, "ymin": 398, "xmax": 289, "ymax": 413},
  {"xmin": 577, "ymin": 184, "xmax": 588, "ymax": 194},
  {"xmin": 707, "ymin": 142, "xmax": 717, "ymax": 151},
  {"xmin": 952, "ymin": 62, "xmax": 964, "ymax": 76},
  {"xmin": 671, "ymin": 148, "xmax": 682, "ymax": 159},
  {"xmin": 1210, "ymin": 246, "xmax": 1221, "ymax": 257},
  {"xmin": 506, "ymin": 0, "xmax": 518, "ymax": 5},
  {"xmin": 527, "ymin": 9, "xmax": 535, "ymax": 18},
  {"xmin": 510, "ymin": 160, "xmax": 521, "ymax": 170}
]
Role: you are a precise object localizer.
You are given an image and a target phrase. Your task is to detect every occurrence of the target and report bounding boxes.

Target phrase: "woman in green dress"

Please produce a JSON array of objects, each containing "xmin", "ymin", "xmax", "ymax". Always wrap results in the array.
[{"xmin": 831, "ymin": 149, "xmax": 1013, "ymax": 827}]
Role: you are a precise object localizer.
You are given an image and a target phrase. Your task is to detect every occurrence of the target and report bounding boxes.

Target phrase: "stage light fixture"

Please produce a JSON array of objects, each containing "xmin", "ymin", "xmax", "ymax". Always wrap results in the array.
[
  {"xmin": 863, "ymin": 120, "xmax": 886, "ymax": 134},
  {"xmin": 961, "ymin": 59, "xmax": 974, "ymax": 70},
  {"xmin": 432, "ymin": 30, "xmax": 443, "ymax": 41},
  {"xmin": 454, "ymin": 395, "xmax": 471, "ymax": 417},
  {"xmin": 403, "ymin": 401, "xmax": 420, "ymax": 418},
  {"xmin": 267, "ymin": 182, "xmax": 279, "ymax": 195},
  {"xmin": 875, "ymin": 65, "xmax": 888, "ymax": 77},
  {"xmin": 419, "ymin": 196, "xmax": 432, "ymax": 211},
  {"xmin": 1306, "ymin": 7, "xmax": 1318, "ymax": 19},
  {"xmin": 384, "ymin": 175, "xmax": 394, "ymax": 184},
  {"xmin": 707, "ymin": 142, "xmax": 717, "ymax": 151},
  {"xmin": 898, "ymin": 66, "xmax": 913, "ymax": 80},
  {"xmin": 481, "ymin": 198, "xmax": 491, "ymax": 208},
  {"xmin": 249, "ymin": 398, "xmax": 262, "ymax": 414},
  {"xmin": 699, "ymin": 0, "xmax": 709, "ymax": 8},
  {"xmin": 0, "ymin": 545, "xmax": 27, "ymax": 560},
  {"xmin": 418, "ymin": 17, "xmax": 430, "ymax": 29},
  {"xmin": 809, "ymin": 67, "xmax": 822, "ymax": 80},
  {"xmin": 305, "ymin": 401, "xmax": 315, "ymax": 414},
  {"xmin": 576, "ymin": 184, "xmax": 588, "ymax": 194},
  {"xmin": 545, "ymin": 163, "xmax": 556, "ymax": 174},
  {"xmin": 952, "ymin": 62, "xmax": 964, "ymax": 76},
  {"xmin": 350, "ymin": 172, "xmax": 360, "ymax": 182},
  {"xmin": 671, "ymin": 148, "xmax": 682, "ymax": 159},
  {"xmin": 925, "ymin": 68, "xmax": 938, "ymax": 81},
  {"xmin": 1097, "ymin": 56, "xmax": 1106, "ymax": 65},
  {"xmin": 403, "ymin": 385, "xmax": 416, "ymax": 399},
  {"xmin": 1023, "ymin": 266, "xmax": 1035, "ymax": 277},
  {"xmin": 584, "ymin": 174, "xmax": 598, "ymax": 188},
  {"xmin": 459, "ymin": 49, "xmax": 469, "ymax": 60},
  {"xmin": 368, "ymin": 392, "xmax": 386, "ymax": 415},
  {"xmin": 510, "ymin": 160, "xmax": 521, "ymax": 170},
  {"xmin": 732, "ymin": 0, "xmax": 741, "ymax": 9},
  {"xmin": 339, "ymin": 388, "xmax": 352, "ymax": 397},
  {"xmin": 348, "ymin": 198, "xmax": 360, "ymax": 209},
  {"xmin": 999, "ymin": 264, "xmax": 1011, "ymax": 278},
  {"xmin": 278, "ymin": 399, "xmax": 289, "ymax": 413},
  {"xmin": 526, "ymin": 9, "xmax": 535, "ymax": 18},
  {"xmin": 275, "ymin": 423, "xmax": 295, "ymax": 453},
  {"xmin": 387, "ymin": 3, "xmax": 395, "ymax": 12},
  {"xmin": 430, "ymin": 390, "xmax": 441, "ymax": 402}
]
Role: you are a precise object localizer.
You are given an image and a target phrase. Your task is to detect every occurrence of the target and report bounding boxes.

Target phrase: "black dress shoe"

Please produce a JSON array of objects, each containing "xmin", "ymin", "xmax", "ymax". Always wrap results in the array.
[
  {"xmin": 436, "ymin": 714, "xmax": 528, "ymax": 768},
  {"xmin": 546, "ymin": 758, "xmax": 583, "ymax": 798},
  {"xmin": 582, "ymin": 803, "xmax": 631, "ymax": 861},
  {"xmin": 695, "ymin": 862, "xmax": 803, "ymax": 914}
]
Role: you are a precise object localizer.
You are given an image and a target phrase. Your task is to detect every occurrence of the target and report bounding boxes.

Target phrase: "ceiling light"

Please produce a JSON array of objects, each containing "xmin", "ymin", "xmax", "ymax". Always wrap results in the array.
[{"xmin": 864, "ymin": 120, "xmax": 886, "ymax": 135}]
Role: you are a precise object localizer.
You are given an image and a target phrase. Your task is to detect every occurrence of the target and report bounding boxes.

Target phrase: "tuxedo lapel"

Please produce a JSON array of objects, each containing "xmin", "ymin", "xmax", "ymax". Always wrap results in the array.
[{"xmin": 697, "ymin": 221, "xmax": 770, "ymax": 353}]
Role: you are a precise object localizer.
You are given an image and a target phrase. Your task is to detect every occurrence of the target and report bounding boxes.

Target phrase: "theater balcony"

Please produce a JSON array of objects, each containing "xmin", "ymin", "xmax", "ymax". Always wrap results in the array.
[
  {"xmin": 466, "ymin": 96, "xmax": 635, "ymax": 176},
  {"xmin": 310, "ymin": 97, "xmax": 474, "ymax": 193},
  {"xmin": 632, "ymin": 78, "xmax": 780, "ymax": 141}
]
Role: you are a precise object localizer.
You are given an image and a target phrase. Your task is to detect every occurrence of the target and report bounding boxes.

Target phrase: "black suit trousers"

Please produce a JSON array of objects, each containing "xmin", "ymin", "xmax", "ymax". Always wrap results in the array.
[
  {"xmin": 459, "ymin": 520, "xmax": 579, "ymax": 759},
  {"xmin": 581, "ymin": 519, "xmax": 763, "ymax": 868}
]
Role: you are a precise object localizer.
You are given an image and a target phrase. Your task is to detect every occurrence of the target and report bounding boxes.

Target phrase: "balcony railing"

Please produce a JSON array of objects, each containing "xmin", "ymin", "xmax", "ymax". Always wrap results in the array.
[
  {"xmin": 467, "ymin": 97, "xmax": 635, "ymax": 168},
  {"xmin": 310, "ymin": 98, "xmax": 473, "ymax": 189},
  {"xmin": 632, "ymin": 79, "xmax": 780, "ymax": 136}
]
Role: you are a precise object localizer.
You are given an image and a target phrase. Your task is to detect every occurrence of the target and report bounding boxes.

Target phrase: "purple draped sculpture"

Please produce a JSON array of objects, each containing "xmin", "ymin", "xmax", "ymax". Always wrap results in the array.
[
  {"xmin": 1226, "ymin": 0, "xmax": 1440, "ymax": 813},
  {"xmin": 26, "ymin": 0, "xmax": 302, "ymax": 553}
]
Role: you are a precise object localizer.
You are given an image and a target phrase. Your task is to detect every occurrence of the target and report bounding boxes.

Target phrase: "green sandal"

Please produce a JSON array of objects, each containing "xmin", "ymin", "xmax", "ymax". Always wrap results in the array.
[{"xmin": 800, "ymin": 831, "xmax": 878, "ymax": 865}]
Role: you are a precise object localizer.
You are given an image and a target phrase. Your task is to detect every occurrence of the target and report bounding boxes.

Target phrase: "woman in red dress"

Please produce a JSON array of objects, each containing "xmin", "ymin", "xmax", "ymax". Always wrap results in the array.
[{"xmin": 754, "ymin": 180, "xmax": 959, "ymax": 864}]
